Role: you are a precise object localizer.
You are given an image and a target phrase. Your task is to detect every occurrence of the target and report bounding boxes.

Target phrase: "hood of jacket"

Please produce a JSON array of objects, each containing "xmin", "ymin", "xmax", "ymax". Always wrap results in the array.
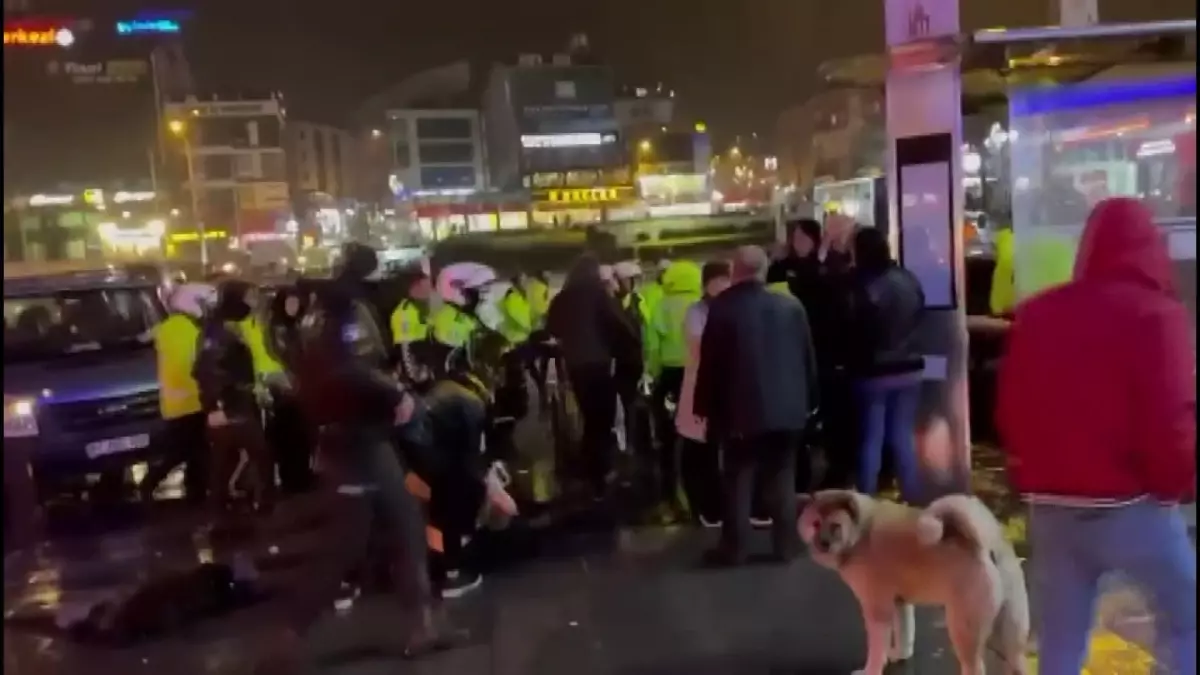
[
  {"xmin": 1074, "ymin": 197, "xmax": 1174, "ymax": 295},
  {"xmin": 660, "ymin": 260, "xmax": 702, "ymax": 295}
]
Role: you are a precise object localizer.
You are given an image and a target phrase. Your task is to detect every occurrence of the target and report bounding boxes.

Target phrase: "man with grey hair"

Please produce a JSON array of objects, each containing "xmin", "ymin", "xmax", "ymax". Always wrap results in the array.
[
  {"xmin": 694, "ymin": 245, "xmax": 819, "ymax": 566},
  {"xmin": 731, "ymin": 244, "xmax": 771, "ymax": 282}
]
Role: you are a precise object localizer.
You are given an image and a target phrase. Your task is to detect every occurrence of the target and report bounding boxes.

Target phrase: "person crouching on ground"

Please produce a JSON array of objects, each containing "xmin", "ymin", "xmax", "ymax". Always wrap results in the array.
[{"xmin": 996, "ymin": 198, "xmax": 1196, "ymax": 675}]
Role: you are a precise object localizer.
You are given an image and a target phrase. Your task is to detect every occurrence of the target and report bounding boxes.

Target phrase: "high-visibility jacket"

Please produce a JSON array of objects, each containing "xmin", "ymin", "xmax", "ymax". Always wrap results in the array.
[
  {"xmin": 527, "ymin": 278, "xmax": 551, "ymax": 329},
  {"xmin": 390, "ymin": 298, "xmax": 433, "ymax": 382},
  {"xmin": 235, "ymin": 314, "xmax": 284, "ymax": 378},
  {"xmin": 390, "ymin": 298, "xmax": 431, "ymax": 343},
  {"xmin": 989, "ymin": 228, "xmax": 1016, "ymax": 316},
  {"xmin": 1016, "ymin": 232, "xmax": 1078, "ymax": 300},
  {"xmin": 155, "ymin": 313, "xmax": 203, "ymax": 420},
  {"xmin": 645, "ymin": 261, "xmax": 702, "ymax": 379},
  {"xmin": 767, "ymin": 281, "xmax": 792, "ymax": 296},
  {"xmin": 432, "ymin": 303, "xmax": 479, "ymax": 348},
  {"xmin": 499, "ymin": 288, "xmax": 533, "ymax": 344}
]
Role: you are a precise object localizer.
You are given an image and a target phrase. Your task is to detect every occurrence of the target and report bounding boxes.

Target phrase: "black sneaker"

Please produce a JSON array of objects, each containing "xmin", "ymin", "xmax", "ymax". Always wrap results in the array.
[{"xmin": 440, "ymin": 570, "xmax": 482, "ymax": 599}]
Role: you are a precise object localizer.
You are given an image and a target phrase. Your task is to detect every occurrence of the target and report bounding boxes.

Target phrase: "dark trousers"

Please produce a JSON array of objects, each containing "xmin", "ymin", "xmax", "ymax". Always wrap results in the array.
[
  {"xmin": 568, "ymin": 363, "xmax": 618, "ymax": 494},
  {"xmin": 267, "ymin": 397, "xmax": 315, "ymax": 495},
  {"xmin": 817, "ymin": 369, "xmax": 858, "ymax": 491},
  {"xmin": 428, "ymin": 470, "xmax": 485, "ymax": 584},
  {"xmin": 207, "ymin": 414, "xmax": 276, "ymax": 512},
  {"xmin": 651, "ymin": 367, "xmax": 685, "ymax": 500},
  {"xmin": 720, "ymin": 431, "xmax": 804, "ymax": 558},
  {"xmin": 284, "ymin": 423, "xmax": 432, "ymax": 632},
  {"xmin": 141, "ymin": 412, "xmax": 209, "ymax": 503},
  {"xmin": 678, "ymin": 437, "xmax": 721, "ymax": 522}
]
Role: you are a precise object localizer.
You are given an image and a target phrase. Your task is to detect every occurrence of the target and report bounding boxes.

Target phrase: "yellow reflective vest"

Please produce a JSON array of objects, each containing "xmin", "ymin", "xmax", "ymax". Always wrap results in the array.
[
  {"xmin": 499, "ymin": 288, "xmax": 533, "ymax": 344},
  {"xmin": 235, "ymin": 314, "xmax": 284, "ymax": 378},
  {"xmin": 527, "ymin": 278, "xmax": 551, "ymax": 329},
  {"xmin": 154, "ymin": 313, "xmax": 203, "ymax": 420}
]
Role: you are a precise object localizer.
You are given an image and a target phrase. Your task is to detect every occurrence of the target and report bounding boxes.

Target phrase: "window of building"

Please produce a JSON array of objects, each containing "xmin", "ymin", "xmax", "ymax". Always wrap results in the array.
[
  {"xmin": 418, "ymin": 166, "xmax": 476, "ymax": 189},
  {"xmin": 417, "ymin": 142, "xmax": 475, "ymax": 164},
  {"xmin": 394, "ymin": 142, "xmax": 411, "ymax": 169},
  {"xmin": 201, "ymin": 155, "xmax": 233, "ymax": 180},
  {"xmin": 260, "ymin": 152, "xmax": 286, "ymax": 182},
  {"xmin": 415, "ymin": 117, "xmax": 472, "ymax": 140}
]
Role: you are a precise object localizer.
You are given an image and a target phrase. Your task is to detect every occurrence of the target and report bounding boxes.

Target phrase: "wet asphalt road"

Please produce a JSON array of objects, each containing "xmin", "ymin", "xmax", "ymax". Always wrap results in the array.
[{"xmin": 3, "ymin": 439, "xmax": 1181, "ymax": 675}]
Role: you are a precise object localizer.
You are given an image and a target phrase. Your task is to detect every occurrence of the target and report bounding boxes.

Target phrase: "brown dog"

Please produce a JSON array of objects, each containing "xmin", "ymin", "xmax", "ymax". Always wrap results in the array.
[{"xmin": 798, "ymin": 490, "xmax": 1029, "ymax": 675}]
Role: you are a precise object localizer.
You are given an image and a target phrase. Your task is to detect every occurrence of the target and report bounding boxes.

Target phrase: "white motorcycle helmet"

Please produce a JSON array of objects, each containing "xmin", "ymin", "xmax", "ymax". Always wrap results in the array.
[
  {"xmin": 613, "ymin": 260, "xmax": 642, "ymax": 282},
  {"xmin": 167, "ymin": 283, "xmax": 218, "ymax": 319},
  {"xmin": 437, "ymin": 262, "xmax": 499, "ymax": 307}
]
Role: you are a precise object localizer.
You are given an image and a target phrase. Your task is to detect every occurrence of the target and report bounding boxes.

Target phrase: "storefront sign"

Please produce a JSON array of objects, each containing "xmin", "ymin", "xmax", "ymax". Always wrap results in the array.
[
  {"xmin": 46, "ymin": 59, "xmax": 148, "ymax": 84},
  {"xmin": 538, "ymin": 187, "xmax": 630, "ymax": 204},
  {"xmin": 4, "ymin": 25, "xmax": 74, "ymax": 47}
]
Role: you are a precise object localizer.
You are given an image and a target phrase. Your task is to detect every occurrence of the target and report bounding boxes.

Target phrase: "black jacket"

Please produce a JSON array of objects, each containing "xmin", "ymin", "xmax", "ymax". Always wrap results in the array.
[
  {"xmin": 694, "ymin": 280, "xmax": 819, "ymax": 440},
  {"xmin": 297, "ymin": 276, "xmax": 405, "ymax": 427},
  {"xmin": 547, "ymin": 268, "xmax": 639, "ymax": 373},
  {"xmin": 193, "ymin": 319, "xmax": 258, "ymax": 419},
  {"xmin": 845, "ymin": 264, "xmax": 926, "ymax": 378}
]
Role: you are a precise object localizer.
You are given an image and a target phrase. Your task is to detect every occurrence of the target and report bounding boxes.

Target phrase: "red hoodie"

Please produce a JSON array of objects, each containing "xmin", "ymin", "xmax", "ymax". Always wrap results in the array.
[{"xmin": 996, "ymin": 198, "xmax": 1196, "ymax": 504}]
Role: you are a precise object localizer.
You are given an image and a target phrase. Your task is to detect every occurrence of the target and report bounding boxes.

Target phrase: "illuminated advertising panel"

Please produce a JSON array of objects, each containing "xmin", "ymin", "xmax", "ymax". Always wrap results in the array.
[
  {"xmin": 115, "ymin": 19, "xmax": 181, "ymax": 36},
  {"xmin": 3, "ymin": 24, "xmax": 75, "ymax": 47}
]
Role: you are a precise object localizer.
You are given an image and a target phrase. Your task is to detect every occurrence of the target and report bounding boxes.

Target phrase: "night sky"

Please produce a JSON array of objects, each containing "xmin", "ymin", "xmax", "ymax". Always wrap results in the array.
[{"xmin": 27, "ymin": 0, "xmax": 1200, "ymax": 142}]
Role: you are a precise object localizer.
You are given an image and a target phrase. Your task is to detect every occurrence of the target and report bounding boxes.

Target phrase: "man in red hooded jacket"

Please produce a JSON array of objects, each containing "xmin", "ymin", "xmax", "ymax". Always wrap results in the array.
[{"xmin": 996, "ymin": 197, "xmax": 1196, "ymax": 675}]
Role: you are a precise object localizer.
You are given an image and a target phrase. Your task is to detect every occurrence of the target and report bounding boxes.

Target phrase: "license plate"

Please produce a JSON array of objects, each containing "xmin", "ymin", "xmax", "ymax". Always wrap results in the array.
[{"xmin": 85, "ymin": 433, "xmax": 151, "ymax": 459}]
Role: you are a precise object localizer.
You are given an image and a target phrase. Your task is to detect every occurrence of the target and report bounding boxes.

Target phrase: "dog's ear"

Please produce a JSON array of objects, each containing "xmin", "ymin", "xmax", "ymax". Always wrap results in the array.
[{"xmin": 811, "ymin": 490, "xmax": 864, "ymax": 524}]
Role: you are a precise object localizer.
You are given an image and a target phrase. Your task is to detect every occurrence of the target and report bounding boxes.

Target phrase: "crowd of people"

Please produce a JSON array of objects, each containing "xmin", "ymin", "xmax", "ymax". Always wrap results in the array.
[{"xmin": 101, "ymin": 195, "xmax": 1200, "ymax": 672}]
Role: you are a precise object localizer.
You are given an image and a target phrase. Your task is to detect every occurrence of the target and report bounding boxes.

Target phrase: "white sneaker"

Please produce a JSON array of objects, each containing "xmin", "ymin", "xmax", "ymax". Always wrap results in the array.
[
  {"xmin": 441, "ymin": 570, "xmax": 483, "ymax": 599},
  {"xmin": 749, "ymin": 517, "xmax": 773, "ymax": 528},
  {"xmin": 698, "ymin": 516, "xmax": 723, "ymax": 529}
]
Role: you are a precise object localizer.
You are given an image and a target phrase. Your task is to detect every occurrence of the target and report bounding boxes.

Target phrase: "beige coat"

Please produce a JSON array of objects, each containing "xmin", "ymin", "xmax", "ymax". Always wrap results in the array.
[{"xmin": 674, "ymin": 300, "xmax": 708, "ymax": 442}]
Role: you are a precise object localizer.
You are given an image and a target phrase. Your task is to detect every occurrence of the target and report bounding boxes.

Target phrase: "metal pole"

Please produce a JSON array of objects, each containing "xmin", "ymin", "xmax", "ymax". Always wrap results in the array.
[{"xmin": 184, "ymin": 138, "xmax": 207, "ymax": 267}]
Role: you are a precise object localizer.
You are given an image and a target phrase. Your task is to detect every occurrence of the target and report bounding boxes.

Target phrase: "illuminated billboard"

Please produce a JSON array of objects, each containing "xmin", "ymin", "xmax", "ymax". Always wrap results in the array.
[
  {"xmin": 115, "ymin": 19, "xmax": 181, "ymax": 36},
  {"xmin": 3, "ymin": 25, "xmax": 75, "ymax": 47}
]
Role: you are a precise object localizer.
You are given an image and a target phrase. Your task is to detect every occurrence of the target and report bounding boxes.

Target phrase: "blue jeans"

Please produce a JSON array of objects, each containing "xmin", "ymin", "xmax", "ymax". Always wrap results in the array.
[
  {"xmin": 855, "ymin": 374, "xmax": 921, "ymax": 501},
  {"xmin": 1029, "ymin": 501, "xmax": 1196, "ymax": 675}
]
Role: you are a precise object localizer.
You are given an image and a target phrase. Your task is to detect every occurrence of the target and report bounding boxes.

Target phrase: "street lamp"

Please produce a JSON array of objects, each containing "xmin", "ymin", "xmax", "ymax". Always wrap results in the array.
[
  {"xmin": 638, "ymin": 139, "xmax": 653, "ymax": 154},
  {"xmin": 168, "ymin": 119, "xmax": 207, "ymax": 267}
]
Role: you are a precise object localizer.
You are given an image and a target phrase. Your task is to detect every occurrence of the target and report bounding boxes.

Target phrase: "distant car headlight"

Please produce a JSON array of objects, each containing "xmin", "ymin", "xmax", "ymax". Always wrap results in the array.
[{"xmin": 4, "ymin": 397, "xmax": 39, "ymax": 438}]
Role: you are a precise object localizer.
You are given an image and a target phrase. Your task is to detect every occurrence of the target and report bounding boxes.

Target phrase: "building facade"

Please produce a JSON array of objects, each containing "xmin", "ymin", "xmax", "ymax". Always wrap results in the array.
[
  {"xmin": 387, "ymin": 109, "xmax": 486, "ymax": 194},
  {"xmin": 483, "ymin": 54, "xmax": 633, "ymax": 225},
  {"xmin": 3, "ymin": 12, "xmax": 194, "ymax": 194},
  {"xmin": 163, "ymin": 94, "xmax": 291, "ymax": 245}
]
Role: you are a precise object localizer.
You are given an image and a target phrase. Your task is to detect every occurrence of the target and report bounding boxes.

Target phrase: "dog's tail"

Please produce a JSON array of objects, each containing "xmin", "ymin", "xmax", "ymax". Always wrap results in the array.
[{"xmin": 915, "ymin": 494, "xmax": 1001, "ymax": 551}]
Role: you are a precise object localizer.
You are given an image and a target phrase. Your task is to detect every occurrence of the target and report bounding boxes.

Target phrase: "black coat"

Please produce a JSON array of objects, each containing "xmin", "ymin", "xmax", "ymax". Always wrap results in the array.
[
  {"xmin": 693, "ymin": 280, "xmax": 819, "ymax": 441},
  {"xmin": 844, "ymin": 264, "xmax": 926, "ymax": 378},
  {"xmin": 546, "ymin": 281, "xmax": 640, "ymax": 373}
]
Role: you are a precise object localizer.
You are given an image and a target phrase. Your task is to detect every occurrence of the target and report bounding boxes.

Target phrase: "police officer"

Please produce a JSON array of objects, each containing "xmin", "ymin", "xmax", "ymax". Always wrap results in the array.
[
  {"xmin": 142, "ymin": 283, "xmax": 216, "ymax": 504},
  {"xmin": 525, "ymin": 271, "xmax": 551, "ymax": 330},
  {"xmin": 258, "ymin": 242, "xmax": 463, "ymax": 673},
  {"xmin": 431, "ymin": 278, "xmax": 484, "ymax": 374},
  {"xmin": 390, "ymin": 266, "xmax": 437, "ymax": 389},
  {"xmin": 194, "ymin": 280, "xmax": 277, "ymax": 513},
  {"xmin": 645, "ymin": 260, "xmax": 703, "ymax": 520},
  {"xmin": 498, "ymin": 274, "xmax": 534, "ymax": 347}
]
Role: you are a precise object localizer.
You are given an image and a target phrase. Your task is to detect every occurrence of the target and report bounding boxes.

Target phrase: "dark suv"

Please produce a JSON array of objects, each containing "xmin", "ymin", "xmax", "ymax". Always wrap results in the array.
[{"xmin": 4, "ymin": 269, "xmax": 167, "ymax": 501}]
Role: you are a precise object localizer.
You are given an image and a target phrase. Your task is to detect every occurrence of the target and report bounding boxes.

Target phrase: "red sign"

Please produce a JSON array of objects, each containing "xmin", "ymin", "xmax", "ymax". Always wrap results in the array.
[{"xmin": 3, "ymin": 25, "xmax": 75, "ymax": 47}]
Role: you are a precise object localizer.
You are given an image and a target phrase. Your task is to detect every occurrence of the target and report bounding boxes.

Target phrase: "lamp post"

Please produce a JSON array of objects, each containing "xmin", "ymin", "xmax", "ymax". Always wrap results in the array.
[{"xmin": 168, "ymin": 119, "xmax": 207, "ymax": 267}]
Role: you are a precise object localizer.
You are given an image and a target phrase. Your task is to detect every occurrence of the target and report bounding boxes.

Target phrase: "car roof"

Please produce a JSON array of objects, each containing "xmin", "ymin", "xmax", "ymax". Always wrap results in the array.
[{"xmin": 3, "ymin": 265, "xmax": 158, "ymax": 298}]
